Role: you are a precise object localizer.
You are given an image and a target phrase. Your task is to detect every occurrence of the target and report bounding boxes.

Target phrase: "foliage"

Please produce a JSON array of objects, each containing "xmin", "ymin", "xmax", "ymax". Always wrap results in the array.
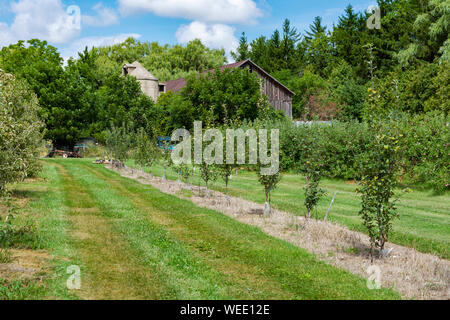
[
  {"xmin": 0, "ymin": 38, "xmax": 226, "ymax": 147},
  {"xmin": 277, "ymin": 114, "xmax": 448, "ymax": 192},
  {"xmin": 370, "ymin": 61, "xmax": 449, "ymax": 115},
  {"xmin": 153, "ymin": 91, "xmax": 195, "ymax": 136},
  {"xmin": 199, "ymin": 163, "xmax": 218, "ymax": 195},
  {"xmin": 0, "ymin": 40, "xmax": 64, "ymax": 126},
  {"xmin": 215, "ymin": 128, "xmax": 236, "ymax": 195},
  {"xmin": 257, "ymin": 172, "xmax": 282, "ymax": 215},
  {"xmin": 217, "ymin": 164, "xmax": 234, "ymax": 195},
  {"xmin": 301, "ymin": 135, "xmax": 327, "ymax": 219},
  {"xmin": 329, "ymin": 62, "xmax": 367, "ymax": 120},
  {"xmin": 397, "ymin": 0, "xmax": 449, "ymax": 66},
  {"xmin": 105, "ymin": 124, "xmax": 133, "ymax": 167},
  {"xmin": 395, "ymin": 112, "xmax": 449, "ymax": 192},
  {"xmin": 231, "ymin": 32, "xmax": 250, "ymax": 62},
  {"xmin": 160, "ymin": 147, "xmax": 173, "ymax": 181},
  {"xmin": 94, "ymin": 38, "xmax": 226, "ymax": 82},
  {"xmin": 135, "ymin": 128, "xmax": 159, "ymax": 176},
  {"xmin": 253, "ymin": 120, "xmax": 282, "ymax": 215},
  {"xmin": 181, "ymin": 68, "xmax": 272, "ymax": 128},
  {"xmin": 180, "ymin": 165, "xmax": 193, "ymax": 184},
  {"xmin": 356, "ymin": 121, "xmax": 403, "ymax": 257},
  {"xmin": 273, "ymin": 70, "xmax": 328, "ymax": 119},
  {"xmin": 0, "ymin": 70, "xmax": 44, "ymax": 195}
]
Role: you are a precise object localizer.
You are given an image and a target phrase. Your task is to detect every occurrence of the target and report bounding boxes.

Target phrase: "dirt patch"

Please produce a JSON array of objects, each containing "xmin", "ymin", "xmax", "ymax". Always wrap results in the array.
[
  {"xmin": 0, "ymin": 249, "xmax": 51, "ymax": 280},
  {"xmin": 113, "ymin": 166, "xmax": 450, "ymax": 300}
]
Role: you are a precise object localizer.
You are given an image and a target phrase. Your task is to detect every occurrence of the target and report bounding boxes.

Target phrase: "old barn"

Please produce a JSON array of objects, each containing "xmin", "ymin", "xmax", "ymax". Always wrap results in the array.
[{"xmin": 165, "ymin": 59, "xmax": 294, "ymax": 118}]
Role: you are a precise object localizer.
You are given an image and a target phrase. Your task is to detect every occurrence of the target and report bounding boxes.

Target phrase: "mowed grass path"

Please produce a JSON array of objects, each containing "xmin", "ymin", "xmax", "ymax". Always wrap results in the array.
[
  {"xmin": 139, "ymin": 162, "xmax": 450, "ymax": 260},
  {"xmin": 5, "ymin": 159, "xmax": 399, "ymax": 299}
]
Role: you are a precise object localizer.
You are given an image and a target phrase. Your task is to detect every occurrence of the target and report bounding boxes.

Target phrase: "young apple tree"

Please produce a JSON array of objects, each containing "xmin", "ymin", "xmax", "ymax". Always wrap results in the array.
[
  {"xmin": 135, "ymin": 128, "xmax": 159, "ymax": 177},
  {"xmin": 106, "ymin": 124, "xmax": 132, "ymax": 169},
  {"xmin": 253, "ymin": 121, "xmax": 282, "ymax": 216},
  {"xmin": 357, "ymin": 121, "xmax": 403, "ymax": 261}
]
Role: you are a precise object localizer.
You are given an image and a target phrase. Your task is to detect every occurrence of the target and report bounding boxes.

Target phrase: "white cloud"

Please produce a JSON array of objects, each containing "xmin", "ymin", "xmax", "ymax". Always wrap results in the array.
[
  {"xmin": 59, "ymin": 33, "xmax": 141, "ymax": 62},
  {"xmin": 0, "ymin": 22, "xmax": 15, "ymax": 46},
  {"xmin": 176, "ymin": 21, "xmax": 238, "ymax": 56},
  {"xmin": 118, "ymin": 0, "xmax": 262, "ymax": 24},
  {"xmin": 82, "ymin": 3, "xmax": 119, "ymax": 27},
  {"xmin": 0, "ymin": 0, "xmax": 81, "ymax": 47}
]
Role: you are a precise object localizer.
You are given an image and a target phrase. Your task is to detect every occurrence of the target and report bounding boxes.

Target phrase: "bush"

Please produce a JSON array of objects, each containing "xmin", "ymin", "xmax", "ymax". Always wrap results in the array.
[
  {"xmin": 395, "ymin": 112, "xmax": 449, "ymax": 192},
  {"xmin": 279, "ymin": 120, "xmax": 371, "ymax": 179},
  {"xmin": 277, "ymin": 113, "xmax": 448, "ymax": 192},
  {"xmin": 0, "ymin": 70, "xmax": 44, "ymax": 195}
]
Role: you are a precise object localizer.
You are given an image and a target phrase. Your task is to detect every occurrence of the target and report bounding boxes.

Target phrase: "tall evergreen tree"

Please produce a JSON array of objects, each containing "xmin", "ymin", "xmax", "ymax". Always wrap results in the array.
[
  {"xmin": 249, "ymin": 36, "xmax": 270, "ymax": 71},
  {"xmin": 281, "ymin": 19, "xmax": 301, "ymax": 71},
  {"xmin": 397, "ymin": 0, "xmax": 450, "ymax": 66},
  {"xmin": 231, "ymin": 32, "xmax": 250, "ymax": 62},
  {"xmin": 305, "ymin": 16, "xmax": 327, "ymax": 42},
  {"xmin": 332, "ymin": 5, "xmax": 367, "ymax": 79}
]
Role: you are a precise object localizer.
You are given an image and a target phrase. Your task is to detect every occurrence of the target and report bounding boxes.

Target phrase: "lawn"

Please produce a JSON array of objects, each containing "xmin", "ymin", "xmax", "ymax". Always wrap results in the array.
[
  {"xmin": 0, "ymin": 159, "xmax": 400, "ymax": 300},
  {"xmin": 133, "ymin": 161, "xmax": 450, "ymax": 260}
]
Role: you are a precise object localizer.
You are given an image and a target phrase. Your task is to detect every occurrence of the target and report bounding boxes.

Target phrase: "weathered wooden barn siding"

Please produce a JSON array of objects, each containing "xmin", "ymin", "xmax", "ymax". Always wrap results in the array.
[{"xmin": 244, "ymin": 62, "xmax": 293, "ymax": 118}]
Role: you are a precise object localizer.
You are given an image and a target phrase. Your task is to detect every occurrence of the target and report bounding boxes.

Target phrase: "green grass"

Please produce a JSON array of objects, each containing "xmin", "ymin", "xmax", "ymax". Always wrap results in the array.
[
  {"xmin": 0, "ymin": 279, "xmax": 47, "ymax": 300},
  {"xmin": 131, "ymin": 161, "xmax": 450, "ymax": 260},
  {"xmin": 0, "ymin": 163, "xmax": 82, "ymax": 300},
  {"xmin": 1, "ymin": 159, "xmax": 401, "ymax": 299}
]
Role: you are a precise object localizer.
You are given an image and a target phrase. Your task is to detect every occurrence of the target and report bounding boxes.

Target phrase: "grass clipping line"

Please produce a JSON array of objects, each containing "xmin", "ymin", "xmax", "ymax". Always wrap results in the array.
[{"xmin": 112, "ymin": 166, "xmax": 449, "ymax": 300}]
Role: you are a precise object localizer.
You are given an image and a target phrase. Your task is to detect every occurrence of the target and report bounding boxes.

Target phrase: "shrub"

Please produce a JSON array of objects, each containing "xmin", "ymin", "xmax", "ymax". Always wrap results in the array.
[
  {"xmin": 277, "ymin": 114, "xmax": 448, "ymax": 192},
  {"xmin": 395, "ymin": 112, "xmax": 449, "ymax": 192},
  {"xmin": 0, "ymin": 70, "xmax": 44, "ymax": 195}
]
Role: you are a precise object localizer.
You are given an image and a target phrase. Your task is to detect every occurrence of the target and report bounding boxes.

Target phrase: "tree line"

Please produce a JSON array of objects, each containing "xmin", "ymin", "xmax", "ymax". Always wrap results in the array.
[
  {"xmin": 0, "ymin": 0, "xmax": 447, "ymax": 148},
  {"xmin": 232, "ymin": 0, "xmax": 448, "ymax": 119}
]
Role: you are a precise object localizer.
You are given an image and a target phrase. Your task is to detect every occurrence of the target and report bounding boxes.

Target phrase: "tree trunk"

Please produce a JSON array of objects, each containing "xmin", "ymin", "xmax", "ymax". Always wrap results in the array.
[
  {"xmin": 370, "ymin": 243, "xmax": 374, "ymax": 264},
  {"xmin": 264, "ymin": 188, "xmax": 271, "ymax": 216},
  {"xmin": 377, "ymin": 204, "xmax": 385, "ymax": 255}
]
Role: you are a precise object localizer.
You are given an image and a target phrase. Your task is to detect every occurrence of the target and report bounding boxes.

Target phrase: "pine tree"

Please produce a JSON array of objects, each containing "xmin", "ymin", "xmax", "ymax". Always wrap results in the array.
[
  {"xmin": 231, "ymin": 32, "xmax": 250, "ymax": 62},
  {"xmin": 332, "ymin": 5, "xmax": 366, "ymax": 78},
  {"xmin": 305, "ymin": 16, "xmax": 327, "ymax": 42},
  {"xmin": 249, "ymin": 36, "xmax": 270, "ymax": 71},
  {"xmin": 397, "ymin": 0, "xmax": 450, "ymax": 65},
  {"xmin": 281, "ymin": 19, "xmax": 301, "ymax": 71}
]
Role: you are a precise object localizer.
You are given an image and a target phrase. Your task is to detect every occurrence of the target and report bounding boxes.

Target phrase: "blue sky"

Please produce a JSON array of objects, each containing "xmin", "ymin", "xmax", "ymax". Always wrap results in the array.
[{"xmin": 0, "ymin": 0, "xmax": 377, "ymax": 61}]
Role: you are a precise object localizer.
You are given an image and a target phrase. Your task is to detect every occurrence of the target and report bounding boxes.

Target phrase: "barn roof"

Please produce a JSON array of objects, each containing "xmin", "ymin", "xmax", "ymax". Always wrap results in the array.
[{"xmin": 165, "ymin": 59, "xmax": 294, "ymax": 95}]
